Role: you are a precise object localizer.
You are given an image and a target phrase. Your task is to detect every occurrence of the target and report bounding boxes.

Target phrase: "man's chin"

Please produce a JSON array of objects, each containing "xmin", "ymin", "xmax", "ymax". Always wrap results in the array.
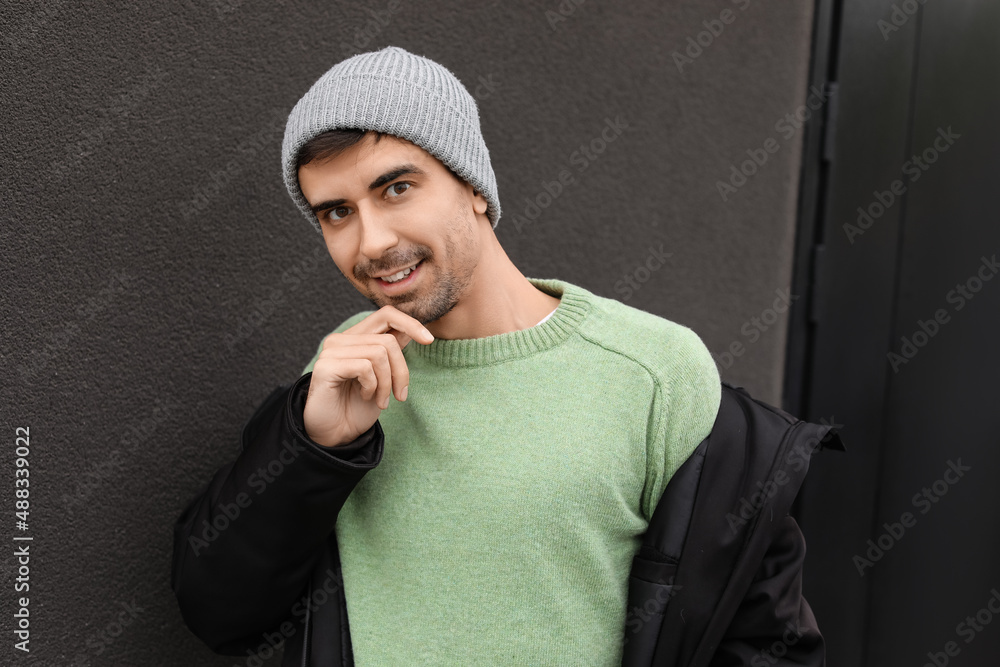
[
  {"xmin": 363, "ymin": 293, "xmax": 426, "ymax": 321},
  {"xmin": 356, "ymin": 271, "xmax": 459, "ymax": 325},
  {"xmin": 369, "ymin": 296, "xmax": 456, "ymax": 327}
]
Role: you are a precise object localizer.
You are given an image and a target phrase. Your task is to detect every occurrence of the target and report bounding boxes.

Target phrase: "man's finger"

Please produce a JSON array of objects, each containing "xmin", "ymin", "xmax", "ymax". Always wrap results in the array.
[{"xmin": 346, "ymin": 306, "xmax": 435, "ymax": 348}]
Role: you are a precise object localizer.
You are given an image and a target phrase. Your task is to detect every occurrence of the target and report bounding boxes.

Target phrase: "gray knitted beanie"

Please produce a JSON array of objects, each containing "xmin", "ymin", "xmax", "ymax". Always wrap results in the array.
[{"xmin": 281, "ymin": 46, "xmax": 501, "ymax": 233}]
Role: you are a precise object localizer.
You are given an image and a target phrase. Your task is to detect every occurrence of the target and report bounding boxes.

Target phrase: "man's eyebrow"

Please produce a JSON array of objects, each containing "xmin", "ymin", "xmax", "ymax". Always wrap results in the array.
[{"xmin": 309, "ymin": 164, "xmax": 426, "ymax": 215}]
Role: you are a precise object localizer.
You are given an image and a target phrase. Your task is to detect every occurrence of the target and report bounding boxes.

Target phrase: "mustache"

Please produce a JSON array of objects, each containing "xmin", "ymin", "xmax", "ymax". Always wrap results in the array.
[{"xmin": 356, "ymin": 251, "xmax": 428, "ymax": 280}]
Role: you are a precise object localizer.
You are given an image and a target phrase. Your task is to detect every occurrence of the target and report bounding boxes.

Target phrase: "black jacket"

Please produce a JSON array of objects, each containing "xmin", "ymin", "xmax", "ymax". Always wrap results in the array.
[{"xmin": 172, "ymin": 375, "xmax": 844, "ymax": 666}]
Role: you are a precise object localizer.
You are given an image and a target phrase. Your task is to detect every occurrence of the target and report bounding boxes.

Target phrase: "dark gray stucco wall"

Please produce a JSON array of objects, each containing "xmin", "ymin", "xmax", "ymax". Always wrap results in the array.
[{"xmin": 1, "ymin": 1, "xmax": 815, "ymax": 664}]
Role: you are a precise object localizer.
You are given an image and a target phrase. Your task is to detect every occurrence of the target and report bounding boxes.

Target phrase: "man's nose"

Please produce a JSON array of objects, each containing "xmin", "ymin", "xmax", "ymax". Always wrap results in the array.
[{"xmin": 356, "ymin": 204, "xmax": 399, "ymax": 260}]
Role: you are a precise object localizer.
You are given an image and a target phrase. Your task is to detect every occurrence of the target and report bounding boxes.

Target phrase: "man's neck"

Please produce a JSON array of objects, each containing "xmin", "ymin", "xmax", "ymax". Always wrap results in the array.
[{"xmin": 424, "ymin": 235, "xmax": 561, "ymax": 341}]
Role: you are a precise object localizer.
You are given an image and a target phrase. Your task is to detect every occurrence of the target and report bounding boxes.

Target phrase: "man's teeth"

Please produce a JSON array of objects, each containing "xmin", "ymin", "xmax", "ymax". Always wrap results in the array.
[{"xmin": 382, "ymin": 262, "xmax": 419, "ymax": 283}]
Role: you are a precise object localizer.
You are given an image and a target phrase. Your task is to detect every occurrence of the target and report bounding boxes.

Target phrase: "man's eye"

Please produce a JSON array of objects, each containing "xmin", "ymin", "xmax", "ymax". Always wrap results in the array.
[
  {"xmin": 327, "ymin": 206, "xmax": 351, "ymax": 221},
  {"xmin": 387, "ymin": 182, "xmax": 411, "ymax": 198}
]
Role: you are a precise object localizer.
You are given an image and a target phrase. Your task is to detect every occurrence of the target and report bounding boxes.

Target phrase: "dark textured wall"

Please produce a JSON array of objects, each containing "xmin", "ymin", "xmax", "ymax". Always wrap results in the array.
[{"xmin": 1, "ymin": 1, "xmax": 816, "ymax": 664}]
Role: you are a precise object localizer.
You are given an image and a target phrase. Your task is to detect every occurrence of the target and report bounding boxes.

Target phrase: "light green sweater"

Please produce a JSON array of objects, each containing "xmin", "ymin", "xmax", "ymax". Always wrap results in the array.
[{"xmin": 300, "ymin": 277, "xmax": 721, "ymax": 665}]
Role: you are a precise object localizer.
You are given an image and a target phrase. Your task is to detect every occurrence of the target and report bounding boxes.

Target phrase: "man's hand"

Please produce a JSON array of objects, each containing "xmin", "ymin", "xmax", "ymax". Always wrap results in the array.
[{"xmin": 303, "ymin": 305, "xmax": 435, "ymax": 448}]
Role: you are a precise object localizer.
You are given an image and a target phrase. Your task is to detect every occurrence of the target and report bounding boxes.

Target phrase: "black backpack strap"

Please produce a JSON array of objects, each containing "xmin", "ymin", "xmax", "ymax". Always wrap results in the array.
[{"xmin": 621, "ymin": 438, "xmax": 708, "ymax": 665}]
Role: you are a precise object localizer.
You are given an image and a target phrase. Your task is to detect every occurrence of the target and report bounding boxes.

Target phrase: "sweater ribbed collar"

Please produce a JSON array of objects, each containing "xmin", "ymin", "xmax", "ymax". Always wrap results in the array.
[{"xmin": 405, "ymin": 277, "xmax": 591, "ymax": 367}]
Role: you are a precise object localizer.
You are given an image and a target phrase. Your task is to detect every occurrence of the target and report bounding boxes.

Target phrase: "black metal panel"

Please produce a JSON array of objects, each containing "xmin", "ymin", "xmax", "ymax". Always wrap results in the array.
[
  {"xmin": 782, "ymin": 0, "xmax": 841, "ymax": 422},
  {"xmin": 865, "ymin": 0, "xmax": 1000, "ymax": 664},
  {"xmin": 788, "ymin": 1, "xmax": 921, "ymax": 665},
  {"xmin": 790, "ymin": 0, "xmax": 1000, "ymax": 666}
]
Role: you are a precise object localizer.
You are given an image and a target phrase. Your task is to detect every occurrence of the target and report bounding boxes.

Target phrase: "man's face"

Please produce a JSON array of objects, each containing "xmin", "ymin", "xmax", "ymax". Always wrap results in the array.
[{"xmin": 298, "ymin": 133, "xmax": 490, "ymax": 325}]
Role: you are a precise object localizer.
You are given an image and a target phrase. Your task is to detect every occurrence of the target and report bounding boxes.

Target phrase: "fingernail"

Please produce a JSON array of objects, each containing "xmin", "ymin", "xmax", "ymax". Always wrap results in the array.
[{"xmin": 400, "ymin": 385, "xmax": 408, "ymax": 401}]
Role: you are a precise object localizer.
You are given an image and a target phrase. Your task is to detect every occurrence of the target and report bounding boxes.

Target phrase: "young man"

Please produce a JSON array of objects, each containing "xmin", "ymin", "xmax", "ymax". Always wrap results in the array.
[{"xmin": 173, "ymin": 46, "xmax": 811, "ymax": 666}]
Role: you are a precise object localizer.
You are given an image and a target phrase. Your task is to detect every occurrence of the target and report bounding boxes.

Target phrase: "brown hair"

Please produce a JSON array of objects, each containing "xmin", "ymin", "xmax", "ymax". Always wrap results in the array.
[
  {"xmin": 295, "ymin": 128, "xmax": 466, "ymax": 186},
  {"xmin": 295, "ymin": 129, "xmax": 387, "ymax": 171}
]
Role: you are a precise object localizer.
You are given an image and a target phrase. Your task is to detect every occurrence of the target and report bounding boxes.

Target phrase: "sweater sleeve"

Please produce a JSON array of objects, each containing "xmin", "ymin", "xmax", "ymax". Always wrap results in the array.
[
  {"xmin": 641, "ymin": 326, "xmax": 722, "ymax": 522},
  {"xmin": 170, "ymin": 309, "xmax": 378, "ymax": 655},
  {"xmin": 171, "ymin": 375, "xmax": 384, "ymax": 654}
]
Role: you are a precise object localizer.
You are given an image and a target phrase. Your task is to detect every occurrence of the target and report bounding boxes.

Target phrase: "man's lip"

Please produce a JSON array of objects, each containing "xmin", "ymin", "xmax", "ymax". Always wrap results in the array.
[{"xmin": 371, "ymin": 259, "xmax": 422, "ymax": 280}]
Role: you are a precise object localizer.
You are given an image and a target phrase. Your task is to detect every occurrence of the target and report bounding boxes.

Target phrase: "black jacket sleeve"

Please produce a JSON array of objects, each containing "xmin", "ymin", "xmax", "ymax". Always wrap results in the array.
[
  {"xmin": 708, "ymin": 515, "xmax": 825, "ymax": 667},
  {"xmin": 170, "ymin": 372, "xmax": 384, "ymax": 654}
]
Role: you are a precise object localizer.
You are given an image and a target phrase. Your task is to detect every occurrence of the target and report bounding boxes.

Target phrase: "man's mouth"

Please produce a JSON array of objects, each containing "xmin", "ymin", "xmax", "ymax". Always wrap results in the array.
[
  {"xmin": 373, "ymin": 259, "xmax": 424, "ymax": 292},
  {"xmin": 378, "ymin": 260, "xmax": 421, "ymax": 283}
]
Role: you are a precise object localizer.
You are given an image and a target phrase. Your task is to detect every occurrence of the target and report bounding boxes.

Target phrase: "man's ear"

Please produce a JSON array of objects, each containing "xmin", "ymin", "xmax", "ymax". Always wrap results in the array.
[{"xmin": 471, "ymin": 188, "xmax": 488, "ymax": 215}]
